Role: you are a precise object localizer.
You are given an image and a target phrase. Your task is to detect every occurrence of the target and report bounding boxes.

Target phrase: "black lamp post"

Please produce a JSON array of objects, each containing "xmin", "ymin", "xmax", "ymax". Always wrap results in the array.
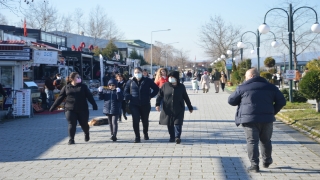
[
  {"xmin": 258, "ymin": 3, "xmax": 320, "ymax": 102},
  {"xmin": 237, "ymin": 30, "xmax": 279, "ymax": 72}
]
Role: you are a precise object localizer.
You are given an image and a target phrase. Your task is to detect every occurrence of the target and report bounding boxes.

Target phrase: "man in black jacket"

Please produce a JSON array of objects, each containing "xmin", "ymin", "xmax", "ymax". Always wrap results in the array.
[
  {"xmin": 211, "ymin": 69, "xmax": 221, "ymax": 93},
  {"xmin": 228, "ymin": 68, "xmax": 286, "ymax": 173}
]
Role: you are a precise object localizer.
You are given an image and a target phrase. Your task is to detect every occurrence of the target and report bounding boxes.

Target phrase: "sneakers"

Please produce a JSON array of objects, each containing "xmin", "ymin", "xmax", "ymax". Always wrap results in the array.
[
  {"xmin": 123, "ymin": 114, "xmax": 127, "ymax": 120},
  {"xmin": 247, "ymin": 165, "xmax": 259, "ymax": 173},
  {"xmin": 134, "ymin": 137, "xmax": 141, "ymax": 143},
  {"xmin": 68, "ymin": 139, "xmax": 75, "ymax": 145},
  {"xmin": 263, "ymin": 159, "xmax": 273, "ymax": 168},
  {"xmin": 85, "ymin": 133, "xmax": 90, "ymax": 142},
  {"xmin": 175, "ymin": 138, "xmax": 181, "ymax": 144},
  {"xmin": 144, "ymin": 134, "xmax": 149, "ymax": 140}
]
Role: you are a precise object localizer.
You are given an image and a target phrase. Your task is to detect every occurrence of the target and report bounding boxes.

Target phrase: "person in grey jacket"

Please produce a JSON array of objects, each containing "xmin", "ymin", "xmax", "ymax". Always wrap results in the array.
[{"xmin": 228, "ymin": 68, "xmax": 286, "ymax": 173}]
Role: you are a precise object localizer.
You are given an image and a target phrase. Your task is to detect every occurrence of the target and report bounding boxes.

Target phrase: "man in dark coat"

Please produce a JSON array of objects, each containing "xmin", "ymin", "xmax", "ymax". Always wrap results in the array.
[
  {"xmin": 102, "ymin": 72, "xmax": 110, "ymax": 86},
  {"xmin": 211, "ymin": 69, "xmax": 221, "ymax": 93},
  {"xmin": 156, "ymin": 71, "xmax": 193, "ymax": 144},
  {"xmin": 228, "ymin": 68, "xmax": 286, "ymax": 173}
]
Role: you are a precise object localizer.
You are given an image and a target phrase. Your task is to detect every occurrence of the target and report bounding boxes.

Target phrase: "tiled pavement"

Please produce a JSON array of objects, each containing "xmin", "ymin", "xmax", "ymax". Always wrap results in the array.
[{"xmin": 0, "ymin": 82, "xmax": 320, "ymax": 180}]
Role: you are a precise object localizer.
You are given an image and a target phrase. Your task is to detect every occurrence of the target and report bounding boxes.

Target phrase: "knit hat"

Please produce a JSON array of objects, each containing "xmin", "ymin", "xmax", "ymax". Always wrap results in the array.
[
  {"xmin": 108, "ymin": 78, "xmax": 118, "ymax": 87},
  {"xmin": 168, "ymin": 71, "xmax": 180, "ymax": 84}
]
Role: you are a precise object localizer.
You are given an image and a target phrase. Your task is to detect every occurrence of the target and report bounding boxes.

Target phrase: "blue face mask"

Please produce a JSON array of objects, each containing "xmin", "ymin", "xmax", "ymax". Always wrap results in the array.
[{"xmin": 134, "ymin": 73, "xmax": 142, "ymax": 79}]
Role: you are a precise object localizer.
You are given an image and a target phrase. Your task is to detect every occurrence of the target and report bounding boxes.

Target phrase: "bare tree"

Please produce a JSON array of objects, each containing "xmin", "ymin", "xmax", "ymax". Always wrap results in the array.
[
  {"xmin": 174, "ymin": 49, "xmax": 190, "ymax": 70},
  {"xmin": 59, "ymin": 14, "xmax": 73, "ymax": 33},
  {"xmin": 144, "ymin": 45, "xmax": 162, "ymax": 65},
  {"xmin": 0, "ymin": 13, "xmax": 8, "ymax": 25},
  {"xmin": 266, "ymin": 0, "xmax": 320, "ymax": 68},
  {"xmin": 85, "ymin": 5, "xmax": 124, "ymax": 45},
  {"xmin": 154, "ymin": 42, "xmax": 177, "ymax": 67},
  {"xmin": 198, "ymin": 15, "xmax": 242, "ymax": 61},
  {"xmin": 0, "ymin": 0, "xmax": 33, "ymax": 15},
  {"xmin": 73, "ymin": 8, "xmax": 84, "ymax": 34},
  {"xmin": 23, "ymin": 1, "xmax": 59, "ymax": 31}
]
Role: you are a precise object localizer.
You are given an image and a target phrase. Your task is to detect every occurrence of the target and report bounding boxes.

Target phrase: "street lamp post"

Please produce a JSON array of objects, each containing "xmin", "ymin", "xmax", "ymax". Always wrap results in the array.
[
  {"xmin": 237, "ymin": 30, "xmax": 279, "ymax": 72},
  {"xmin": 151, "ymin": 29, "xmax": 171, "ymax": 75},
  {"xmin": 237, "ymin": 42, "xmax": 256, "ymax": 61},
  {"xmin": 258, "ymin": 3, "xmax": 320, "ymax": 102},
  {"xmin": 155, "ymin": 41, "xmax": 179, "ymax": 68}
]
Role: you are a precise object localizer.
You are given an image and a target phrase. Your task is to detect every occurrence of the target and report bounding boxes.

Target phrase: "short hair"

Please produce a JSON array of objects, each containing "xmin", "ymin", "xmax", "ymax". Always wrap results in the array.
[
  {"xmin": 306, "ymin": 68, "xmax": 308, "ymax": 70},
  {"xmin": 56, "ymin": 73, "xmax": 61, "ymax": 77},
  {"xmin": 247, "ymin": 68, "xmax": 259, "ymax": 77}
]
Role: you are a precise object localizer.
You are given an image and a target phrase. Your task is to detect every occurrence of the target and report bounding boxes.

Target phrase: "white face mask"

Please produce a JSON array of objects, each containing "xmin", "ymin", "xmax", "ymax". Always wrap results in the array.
[
  {"xmin": 57, "ymin": 77, "xmax": 61, "ymax": 80},
  {"xmin": 134, "ymin": 73, "xmax": 142, "ymax": 79},
  {"xmin": 168, "ymin": 77, "xmax": 176, "ymax": 83}
]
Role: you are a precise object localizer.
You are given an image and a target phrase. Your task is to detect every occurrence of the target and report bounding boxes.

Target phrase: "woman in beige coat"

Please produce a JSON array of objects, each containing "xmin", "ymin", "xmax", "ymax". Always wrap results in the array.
[
  {"xmin": 200, "ymin": 71, "xmax": 210, "ymax": 93},
  {"xmin": 220, "ymin": 71, "xmax": 227, "ymax": 92}
]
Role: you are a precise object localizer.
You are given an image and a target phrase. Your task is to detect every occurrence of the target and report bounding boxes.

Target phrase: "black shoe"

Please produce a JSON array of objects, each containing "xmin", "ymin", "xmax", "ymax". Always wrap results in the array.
[
  {"xmin": 85, "ymin": 133, "xmax": 90, "ymax": 142},
  {"xmin": 112, "ymin": 136, "xmax": 117, "ymax": 142},
  {"xmin": 169, "ymin": 138, "xmax": 175, "ymax": 142},
  {"xmin": 68, "ymin": 139, "xmax": 75, "ymax": 145},
  {"xmin": 175, "ymin": 138, "xmax": 181, "ymax": 144},
  {"xmin": 247, "ymin": 165, "xmax": 259, "ymax": 173},
  {"xmin": 119, "ymin": 117, "xmax": 122, "ymax": 122},
  {"xmin": 263, "ymin": 160, "xmax": 273, "ymax": 168},
  {"xmin": 144, "ymin": 134, "xmax": 149, "ymax": 140},
  {"xmin": 134, "ymin": 137, "xmax": 141, "ymax": 143},
  {"xmin": 110, "ymin": 136, "xmax": 113, "ymax": 140},
  {"xmin": 123, "ymin": 114, "xmax": 127, "ymax": 120}
]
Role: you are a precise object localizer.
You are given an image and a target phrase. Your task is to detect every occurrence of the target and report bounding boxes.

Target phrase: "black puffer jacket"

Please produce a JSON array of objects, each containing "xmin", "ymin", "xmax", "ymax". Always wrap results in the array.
[
  {"xmin": 228, "ymin": 76, "xmax": 286, "ymax": 126},
  {"xmin": 124, "ymin": 77, "xmax": 159, "ymax": 106},
  {"xmin": 99, "ymin": 89, "xmax": 123, "ymax": 115},
  {"xmin": 50, "ymin": 83, "xmax": 97, "ymax": 112}
]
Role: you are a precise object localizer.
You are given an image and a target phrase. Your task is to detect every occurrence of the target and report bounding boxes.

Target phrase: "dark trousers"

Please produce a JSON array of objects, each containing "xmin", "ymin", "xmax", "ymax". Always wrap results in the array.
[
  {"xmin": 242, "ymin": 123, "xmax": 273, "ymax": 166},
  {"xmin": 221, "ymin": 83, "xmax": 225, "ymax": 91},
  {"xmin": 294, "ymin": 80, "xmax": 299, "ymax": 90},
  {"xmin": 65, "ymin": 110, "xmax": 89, "ymax": 140},
  {"xmin": 121, "ymin": 101, "xmax": 126, "ymax": 116},
  {"xmin": 130, "ymin": 104, "xmax": 151, "ymax": 138},
  {"xmin": 167, "ymin": 124, "xmax": 182, "ymax": 138},
  {"xmin": 107, "ymin": 115, "xmax": 119, "ymax": 137}
]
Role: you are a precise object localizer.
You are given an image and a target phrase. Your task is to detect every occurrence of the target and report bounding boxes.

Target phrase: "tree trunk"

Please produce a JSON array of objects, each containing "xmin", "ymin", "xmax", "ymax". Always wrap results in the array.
[{"xmin": 316, "ymin": 100, "xmax": 320, "ymax": 113}]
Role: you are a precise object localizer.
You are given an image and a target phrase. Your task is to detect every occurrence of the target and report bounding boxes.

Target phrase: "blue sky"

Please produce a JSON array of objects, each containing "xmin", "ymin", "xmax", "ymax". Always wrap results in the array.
[{"xmin": 2, "ymin": 0, "xmax": 320, "ymax": 63}]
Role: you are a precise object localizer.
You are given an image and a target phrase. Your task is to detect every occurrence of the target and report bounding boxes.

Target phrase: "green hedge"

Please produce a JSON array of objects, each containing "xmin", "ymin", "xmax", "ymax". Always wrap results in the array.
[{"xmin": 280, "ymin": 88, "xmax": 308, "ymax": 103}]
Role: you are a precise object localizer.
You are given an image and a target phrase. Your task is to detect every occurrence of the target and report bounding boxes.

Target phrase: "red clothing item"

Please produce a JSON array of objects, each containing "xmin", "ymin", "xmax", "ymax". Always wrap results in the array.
[{"xmin": 155, "ymin": 77, "xmax": 168, "ymax": 87}]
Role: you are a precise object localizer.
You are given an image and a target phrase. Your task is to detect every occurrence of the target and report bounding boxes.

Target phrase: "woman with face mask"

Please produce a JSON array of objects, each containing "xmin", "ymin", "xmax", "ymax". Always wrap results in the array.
[
  {"xmin": 155, "ymin": 71, "xmax": 193, "ymax": 144},
  {"xmin": 124, "ymin": 67, "xmax": 159, "ymax": 143},
  {"xmin": 50, "ymin": 72, "xmax": 98, "ymax": 145}
]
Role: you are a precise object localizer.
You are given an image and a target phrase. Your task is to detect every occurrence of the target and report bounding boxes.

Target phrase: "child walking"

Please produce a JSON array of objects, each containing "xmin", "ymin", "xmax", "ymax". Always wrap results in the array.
[
  {"xmin": 99, "ymin": 79, "xmax": 123, "ymax": 141},
  {"xmin": 191, "ymin": 77, "xmax": 199, "ymax": 93}
]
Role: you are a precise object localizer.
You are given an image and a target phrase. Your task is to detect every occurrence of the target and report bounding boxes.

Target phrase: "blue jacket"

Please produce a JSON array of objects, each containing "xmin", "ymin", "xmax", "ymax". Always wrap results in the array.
[
  {"xmin": 99, "ymin": 89, "xmax": 123, "ymax": 115},
  {"xmin": 124, "ymin": 77, "xmax": 159, "ymax": 106},
  {"xmin": 228, "ymin": 76, "xmax": 286, "ymax": 126}
]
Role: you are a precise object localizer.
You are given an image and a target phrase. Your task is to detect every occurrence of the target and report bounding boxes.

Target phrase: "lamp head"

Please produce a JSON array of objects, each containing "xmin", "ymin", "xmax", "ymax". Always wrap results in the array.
[
  {"xmin": 217, "ymin": 58, "xmax": 221, "ymax": 61},
  {"xmin": 227, "ymin": 50, "xmax": 232, "ymax": 55},
  {"xmin": 214, "ymin": 60, "xmax": 217, "ymax": 63},
  {"xmin": 250, "ymin": 50, "xmax": 255, "ymax": 54},
  {"xmin": 237, "ymin": 41, "xmax": 246, "ymax": 48},
  {"xmin": 271, "ymin": 41, "xmax": 279, "ymax": 48},
  {"xmin": 221, "ymin": 55, "xmax": 226, "ymax": 59},
  {"xmin": 258, "ymin": 23, "xmax": 270, "ymax": 34},
  {"xmin": 311, "ymin": 23, "xmax": 320, "ymax": 33}
]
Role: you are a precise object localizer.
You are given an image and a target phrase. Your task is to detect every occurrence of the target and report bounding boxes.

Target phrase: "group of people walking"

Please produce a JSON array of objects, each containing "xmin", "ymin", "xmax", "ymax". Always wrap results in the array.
[
  {"xmin": 192, "ymin": 69, "xmax": 227, "ymax": 93},
  {"xmin": 48, "ymin": 67, "xmax": 287, "ymax": 173},
  {"xmin": 49, "ymin": 67, "xmax": 193, "ymax": 145}
]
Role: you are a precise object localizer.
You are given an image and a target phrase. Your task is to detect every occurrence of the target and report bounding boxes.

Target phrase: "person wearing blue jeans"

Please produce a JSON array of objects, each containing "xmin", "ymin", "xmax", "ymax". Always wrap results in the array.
[
  {"xmin": 156, "ymin": 71, "xmax": 193, "ymax": 144},
  {"xmin": 228, "ymin": 68, "xmax": 286, "ymax": 173},
  {"xmin": 45, "ymin": 74, "xmax": 55, "ymax": 109}
]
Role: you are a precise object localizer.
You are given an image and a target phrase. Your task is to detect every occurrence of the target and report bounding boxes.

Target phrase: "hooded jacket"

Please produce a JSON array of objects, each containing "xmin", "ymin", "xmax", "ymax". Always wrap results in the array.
[
  {"xmin": 156, "ymin": 71, "xmax": 193, "ymax": 125},
  {"xmin": 50, "ymin": 83, "xmax": 97, "ymax": 112},
  {"xmin": 124, "ymin": 77, "xmax": 159, "ymax": 106},
  {"xmin": 228, "ymin": 76, "xmax": 286, "ymax": 126},
  {"xmin": 99, "ymin": 79, "xmax": 123, "ymax": 115}
]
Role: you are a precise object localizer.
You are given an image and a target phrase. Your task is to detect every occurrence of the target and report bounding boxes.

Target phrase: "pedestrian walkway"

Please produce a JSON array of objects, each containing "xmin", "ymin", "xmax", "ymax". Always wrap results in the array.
[{"xmin": 0, "ymin": 82, "xmax": 320, "ymax": 179}]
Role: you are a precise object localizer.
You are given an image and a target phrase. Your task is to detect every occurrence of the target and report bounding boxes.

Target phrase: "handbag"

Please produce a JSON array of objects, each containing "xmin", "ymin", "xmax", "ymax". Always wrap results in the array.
[{"xmin": 125, "ymin": 81, "xmax": 132, "ymax": 114}]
